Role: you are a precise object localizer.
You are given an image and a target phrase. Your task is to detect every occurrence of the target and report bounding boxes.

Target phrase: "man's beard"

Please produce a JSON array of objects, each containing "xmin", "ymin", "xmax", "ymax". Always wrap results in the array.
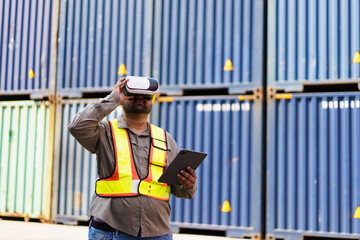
[{"xmin": 122, "ymin": 99, "xmax": 152, "ymax": 114}]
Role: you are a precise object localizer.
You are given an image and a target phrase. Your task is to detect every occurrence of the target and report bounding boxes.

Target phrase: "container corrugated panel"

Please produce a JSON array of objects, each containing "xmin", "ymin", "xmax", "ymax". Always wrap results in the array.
[
  {"xmin": 52, "ymin": 99, "xmax": 123, "ymax": 223},
  {"xmin": 268, "ymin": 0, "xmax": 360, "ymax": 91},
  {"xmin": 0, "ymin": 0, "xmax": 58, "ymax": 98},
  {"xmin": 152, "ymin": 0, "xmax": 264, "ymax": 95},
  {"xmin": 56, "ymin": 0, "xmax": 153, "ymax": 98},
  {"xmin": 267, "ymin": 92, "xmax": 360, "ymax": 239},
  {"xmin": 151, "ymin": 96, "xmax": 263, "ymax": 238},
  {"xmin": 0, "ymin": 101, "xmax": 54, "ymax": 221}
]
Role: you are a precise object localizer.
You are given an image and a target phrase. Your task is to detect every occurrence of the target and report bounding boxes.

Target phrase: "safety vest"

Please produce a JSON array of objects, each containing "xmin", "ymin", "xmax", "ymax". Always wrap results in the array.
[{"xmin": 95, "ymin": 119, "xmax": 171, "ymax": 201}]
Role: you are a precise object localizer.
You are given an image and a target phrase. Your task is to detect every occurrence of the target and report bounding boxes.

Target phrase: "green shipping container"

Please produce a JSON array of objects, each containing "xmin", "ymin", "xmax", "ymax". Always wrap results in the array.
[{"xmin": 0, "ymin": 101, "xmax": 55, "ymax": 222}]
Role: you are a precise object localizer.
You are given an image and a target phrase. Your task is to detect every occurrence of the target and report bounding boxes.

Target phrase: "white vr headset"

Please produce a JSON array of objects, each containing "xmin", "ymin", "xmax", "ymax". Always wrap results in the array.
[{"xmin": 122, "ymin": 76, "xmax": 159, "ymax": 98}]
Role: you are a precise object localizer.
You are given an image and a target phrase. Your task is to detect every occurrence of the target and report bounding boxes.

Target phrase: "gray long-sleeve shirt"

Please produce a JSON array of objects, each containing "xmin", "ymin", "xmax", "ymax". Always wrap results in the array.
[{"xmin": 68, "ymin": 92, "xmax": 196, "ymax": 237}]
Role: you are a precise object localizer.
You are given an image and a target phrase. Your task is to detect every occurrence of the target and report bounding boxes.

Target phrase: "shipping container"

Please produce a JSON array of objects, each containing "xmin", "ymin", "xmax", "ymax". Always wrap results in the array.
[
  {"xmin": 52, "ymin": 99, "xmax": 123, "ymax": 224},
  {"xmin": 152, "ymin": 0, "xmax": 265, "ymax": 95},
  {"xmin": 0, "ymin": 0, "xmax": 59, "ymax": 99},
  {"xmin": 0, "ymin": 101, "xmax": 55, "ymax": 222},
  {"xmin": 56, "ymin": 0, "xmax": 153, "ymax": 98},
  {"xmin": 151, "ymin": 95, "xmax": 263, "ymax": 238},
  {"xmin": 268, "ymin": 0, "xmax": 360, "ymax": 92},
  {"xmin": 267, "ymin": 92, "xmax": 360, "ymax": 240}
]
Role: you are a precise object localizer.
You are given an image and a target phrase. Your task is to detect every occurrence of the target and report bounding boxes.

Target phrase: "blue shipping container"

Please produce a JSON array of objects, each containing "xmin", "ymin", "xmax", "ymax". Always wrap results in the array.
[
  {"xmin": 152, "ymin": 0, "xmax": 265, "ymax": 95},
  {"xmin": 52, "ymin": 99, "xmax": 123, "ymax": 223},
  {"xmin": 267, "ymin": 92, "xmax": 360, "ymax": 239},
  {"xmin": 151, "ymin": 95, "xmax": 263, "ymax": 238},
  {"xmin": 268, "ymin": 0, "xmax": 360, "ymax": 91},
  {"xmin": 56, "ymin": 0, "xmax": 153, "ymax": 98},
  {"xmin": 0, "ymin": 0, "xmax": 58, "ymax": 98}
]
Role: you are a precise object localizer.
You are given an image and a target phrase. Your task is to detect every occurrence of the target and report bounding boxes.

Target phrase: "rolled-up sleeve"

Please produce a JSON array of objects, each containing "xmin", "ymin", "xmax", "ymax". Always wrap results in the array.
[
  {"xmin": 68, "ymin": 92, "xmax": 121, "ymax": 153},
  {"xmin": 172, "ymin": 184, "xmax": 197, "ymax": 199}
]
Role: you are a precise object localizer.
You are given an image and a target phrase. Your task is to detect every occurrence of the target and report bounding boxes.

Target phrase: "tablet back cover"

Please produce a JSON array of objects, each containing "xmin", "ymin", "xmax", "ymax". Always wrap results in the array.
[{"xmin": 158, "ymin": 149, "xmax": 207, "ymax": 185}]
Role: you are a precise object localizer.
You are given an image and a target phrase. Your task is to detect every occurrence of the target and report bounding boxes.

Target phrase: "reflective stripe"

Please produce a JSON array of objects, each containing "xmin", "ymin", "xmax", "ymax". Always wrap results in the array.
[
  {"xmin": 96, "ymin": 180, "xmax": 136, "ymax": 196},
  {"xmin": 151, "ymin": 124, "xmax": 168, "ymax": 152},
  {"xmin": 153, "ymin": 138, "xmax": 167, "ymax": 150},
  {"xmin": 139, "ymin": 180, "xmax": 171, "ymax": 201},
  {"xmin": 131, "ymin": 180, "xmax": 140, "ymax": 193},
  {"xmin": 95, "ymin": 119, "xmax": 170, "ymax": 201},
  {"xmin": 151, "ymin": 146, "xmax": 167, "ymax": 166}
]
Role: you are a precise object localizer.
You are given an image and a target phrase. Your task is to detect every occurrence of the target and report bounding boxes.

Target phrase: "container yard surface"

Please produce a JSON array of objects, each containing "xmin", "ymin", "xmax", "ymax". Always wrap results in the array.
[{"xmin": 0, "ymin": 220, "xmax": 240, "ymax": 240}]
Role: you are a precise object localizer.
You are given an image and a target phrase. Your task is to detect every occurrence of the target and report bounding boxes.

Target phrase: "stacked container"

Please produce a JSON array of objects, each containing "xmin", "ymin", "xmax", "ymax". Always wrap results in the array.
[
  {"xmin": 51, "ymin": 1, "xmax": 266, "ymax": 239},
  {"xmin": 51, "ymin": 0, "xmax": 153, "ymax": 223},
  {"xmin": 0, "ymin": 0, "xmax": 59, "ymax": 222},
  {"xmin": 5, "ymin": 1, "xmax": 359, "ymax": 240},
  {"xmin": 149, "ymin": 0, "xmax": 265, "ymax": 238},
  {"xmin": 10, "ymin": 1, "xmax": 358, "ymax": 239},
  {"xmin": 267, "ymin": 0, "xmax": 360, "ymax": 239}
]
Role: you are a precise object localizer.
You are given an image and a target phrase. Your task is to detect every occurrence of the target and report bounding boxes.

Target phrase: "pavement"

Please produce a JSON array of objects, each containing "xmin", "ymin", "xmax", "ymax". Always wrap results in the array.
[{"xmin": 0, "ymin": 220, "xmax": 240, "ymax": 240}]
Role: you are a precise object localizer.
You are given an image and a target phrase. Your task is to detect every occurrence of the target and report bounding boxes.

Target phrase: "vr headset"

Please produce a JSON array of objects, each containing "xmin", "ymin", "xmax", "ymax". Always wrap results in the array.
[{"xmin": 122, "ymin": 76, "xmax": 159, "ymax": 100}]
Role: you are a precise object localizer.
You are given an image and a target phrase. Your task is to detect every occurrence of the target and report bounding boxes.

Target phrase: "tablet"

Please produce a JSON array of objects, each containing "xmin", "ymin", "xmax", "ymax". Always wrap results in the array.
[{"xmin": 158, "ymin": 149, "xmax": 207, "ymax": 185}]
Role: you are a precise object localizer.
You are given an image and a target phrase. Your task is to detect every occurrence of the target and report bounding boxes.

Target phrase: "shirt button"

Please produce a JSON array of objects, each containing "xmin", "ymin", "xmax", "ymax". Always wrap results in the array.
[{"xmin": 148, "ymin": 190, "xmax": 151, "ymax": 193}]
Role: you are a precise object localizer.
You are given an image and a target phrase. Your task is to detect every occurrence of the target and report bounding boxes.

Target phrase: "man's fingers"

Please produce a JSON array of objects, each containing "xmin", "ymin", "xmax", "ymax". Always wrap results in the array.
[
  {"xmin": 177, "ymin": 174, "xmax": 192, "ymax": 186},
  {"xmin": 186, "ymin": 167, "xmax": 197, "ymax": 179},
  {"xmin": 177, "ymin": 166, "xmax": 197, "ymax": 190},
  {"xmin": 180, "ymin": 170, "xmax": 195, "ymax": 183},
  {"xmin": 116, "ymin": 77, "xmax": 126, "ymax": 86},
  {"xmin": 118, "ymin": 78, "xmax": 128, "ymax": 88},
  {"xmin": 114, "ymin": 77, "xmax": 130, "ymax": 100},
  {"xmin": 178, "ymin": 177, "xmax": 193, "ymax": 190},
  {"xmin": 181, "ymin": 167, "xmax": 197, "ymax": 182}
]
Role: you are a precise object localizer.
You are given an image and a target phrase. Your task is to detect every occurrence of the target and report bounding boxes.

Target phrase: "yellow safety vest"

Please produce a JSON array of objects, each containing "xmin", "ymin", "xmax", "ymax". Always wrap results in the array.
[{"xmin": 95, "ymin": 119, "xmax": 171, "ymax": 201}]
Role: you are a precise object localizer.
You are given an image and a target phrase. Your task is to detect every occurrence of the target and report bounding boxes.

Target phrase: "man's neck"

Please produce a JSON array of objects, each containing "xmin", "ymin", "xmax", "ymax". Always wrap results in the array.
[{"xmin": 123, "ymin": 112, "xmax": 149, "ymax": 135}]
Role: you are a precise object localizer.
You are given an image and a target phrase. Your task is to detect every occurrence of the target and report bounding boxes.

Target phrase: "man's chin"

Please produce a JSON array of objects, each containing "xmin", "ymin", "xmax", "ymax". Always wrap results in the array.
[{"xmin": 126, "ymin": 107, "xmax": 151, "ymax": 114}]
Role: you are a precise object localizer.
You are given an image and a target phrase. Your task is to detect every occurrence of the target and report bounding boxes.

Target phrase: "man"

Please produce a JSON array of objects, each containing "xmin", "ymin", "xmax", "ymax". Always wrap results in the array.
[{"xmin": 68, "ymin": 77, "xmax": 197, "ymax": 240}]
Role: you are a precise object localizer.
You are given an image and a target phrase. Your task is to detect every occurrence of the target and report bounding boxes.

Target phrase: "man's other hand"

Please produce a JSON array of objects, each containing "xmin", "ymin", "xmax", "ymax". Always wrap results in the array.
[
  {"xmin": 177, "ymin": 166, "xmax": 197, "ymax": 190},
  {"xmin": 114, "ymin": 77, "xmax": 134, "ymax": 105}
]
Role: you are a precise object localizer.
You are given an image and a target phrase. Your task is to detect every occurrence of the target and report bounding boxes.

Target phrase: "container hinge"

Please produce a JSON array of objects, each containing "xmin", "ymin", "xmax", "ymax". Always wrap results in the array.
[
  {"xmin": 252, "ymin": 233, "xmax": 262, "ymax": 239},
  {"xmin": 56, "ymin": 94, "xmax": 64, "ymax": 104},
  {"xmin": 266, "ymin": 234, "xmax": 275, "ymax": 240},
  {"xmin": 267, "ymin": 87, "xmax": 276, "ymax": 99},
  {"xmin": 48, "ymin": 94, "xmax": 56, "ymax": 104},
  {"xmin": 255, "ymin": 87, "xmax": 264, "ymax": 100}
]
